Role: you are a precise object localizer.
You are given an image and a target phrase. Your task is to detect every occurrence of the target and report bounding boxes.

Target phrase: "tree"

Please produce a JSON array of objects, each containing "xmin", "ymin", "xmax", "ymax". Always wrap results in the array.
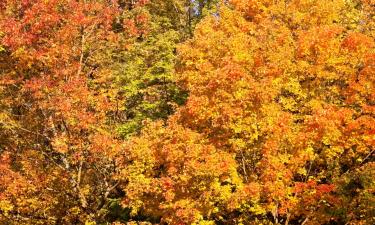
[
  {"xmin": 0, "ymin": 0, "xmax": 222, "ymax": 223},
  {"xmin": 113, "ymin": 0, "xmax": 220, "ymax": 138},
  {"xmin": 118, "ymin": 121, "xmax": 244, "ymax": 224},
  {"xmin": 1, "ymin": 0, "xmax": 373, "ymax": 224},
  {"xmin": 113, "ymin": 0, "xmax": 190, "ymax": 138},
  {"xmin": 0, "ymin": 0, "xmax": 148, "ymax": 224},
  {"xmin": 121, "ymin": 0, "xmax": 374, "ymax": 224}
]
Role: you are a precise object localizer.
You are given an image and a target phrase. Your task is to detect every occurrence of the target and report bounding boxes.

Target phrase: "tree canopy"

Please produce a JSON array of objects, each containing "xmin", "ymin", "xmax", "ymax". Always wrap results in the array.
[{"xmin": 0, "ymin": 0, "xmax": 374, "ymax": 225}]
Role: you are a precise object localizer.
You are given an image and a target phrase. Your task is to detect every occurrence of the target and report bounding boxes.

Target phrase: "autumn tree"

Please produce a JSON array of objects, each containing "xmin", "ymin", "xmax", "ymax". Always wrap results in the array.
[
  {"xmin": 1, "ymin": 0, "xmax": 374, "ymax": 224},
  {"xmin": 0, "ymin": 0, "xmax": 149, "ymax": 224},
  {"xmin": 121, "ymin": 0, "xmax": 374, "ymax": 224},
  {"xmin": 1, "ymin": 0, "xmax": 223, "ymax": 223}
]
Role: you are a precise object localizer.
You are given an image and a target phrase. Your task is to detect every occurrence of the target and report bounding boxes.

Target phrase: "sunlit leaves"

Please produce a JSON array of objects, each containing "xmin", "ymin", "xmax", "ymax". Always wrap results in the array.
[
  {"xmin": 0, "ymin": 0, "xmax": 374, "ymax": 224},
  {"xmin": 122, "ymin": 0, "xmax": 375, "ymax": 224},
  {"xmin": 0, "ymin": 0, "xmax": 143, "ymax": 224}
]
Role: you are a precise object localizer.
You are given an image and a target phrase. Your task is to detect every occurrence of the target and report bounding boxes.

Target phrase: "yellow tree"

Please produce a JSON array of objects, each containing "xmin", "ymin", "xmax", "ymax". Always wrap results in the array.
[{"xmin": 122, "ymin": 0, "xmax": 374, "ymax": 224}]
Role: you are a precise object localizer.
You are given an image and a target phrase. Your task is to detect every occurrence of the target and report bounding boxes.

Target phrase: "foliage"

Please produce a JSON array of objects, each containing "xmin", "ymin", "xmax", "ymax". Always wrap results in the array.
[
  {"xmin": 121, "ymin": 0, "xmax": 375, "ymax": 224},
  {"xmin": 0, "ymin": 0, "xmax": 146, "ymax": 223},
  {"xmin": 113, "ymin": 0, "xmax": 189, "ymax": 138},
  {"xmin": 0, "ymin": 0, "xmax": 374, "ymax": 225},
  {"xmin": 114, "ymin": 0, "xmax": 220, "ymax": 138}
]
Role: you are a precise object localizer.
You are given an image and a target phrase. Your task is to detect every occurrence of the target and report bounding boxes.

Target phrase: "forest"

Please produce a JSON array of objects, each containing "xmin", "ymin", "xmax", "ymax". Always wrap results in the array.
[{"xmin": 0, "ymin": 0, "xmax": 374, "ymax": 224}]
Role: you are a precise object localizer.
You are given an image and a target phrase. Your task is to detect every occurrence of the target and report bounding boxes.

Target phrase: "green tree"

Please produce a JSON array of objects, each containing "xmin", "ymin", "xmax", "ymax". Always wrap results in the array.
[{"xmin": 113, "ymin": 0, "xmax": 219, "ymax": 138}]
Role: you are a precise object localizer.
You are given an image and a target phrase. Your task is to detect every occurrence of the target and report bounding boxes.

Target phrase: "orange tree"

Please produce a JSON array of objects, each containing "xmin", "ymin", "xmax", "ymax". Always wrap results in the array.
[
  {"xmin": 0, "ymin": 0, "xmax": 150, "ymax": 224},
  {"xmin": 120, "ymin": 0, "xmax": 374, "ymax": 224}
]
